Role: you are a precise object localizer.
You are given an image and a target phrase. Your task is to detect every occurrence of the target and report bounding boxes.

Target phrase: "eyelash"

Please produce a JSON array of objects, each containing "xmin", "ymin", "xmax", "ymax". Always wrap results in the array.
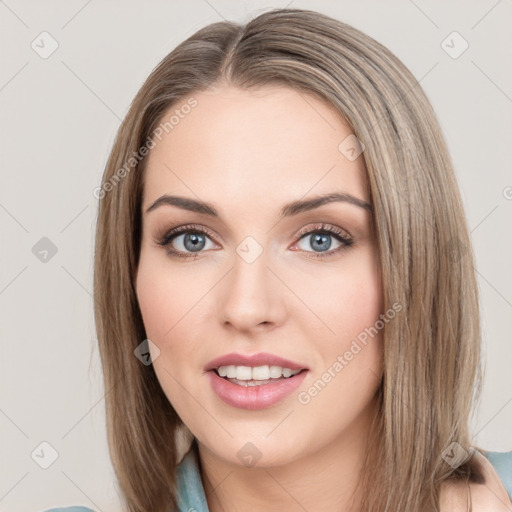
[{"xmin": 154, "ymin": 223, "xmax": 354, "ymax": 260}]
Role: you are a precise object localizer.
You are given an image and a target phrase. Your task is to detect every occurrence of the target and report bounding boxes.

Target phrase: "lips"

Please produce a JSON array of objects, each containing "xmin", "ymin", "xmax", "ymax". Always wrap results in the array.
[
  {"xmin": 204, "ymin": 352, "xmax": 309, "ymax": 372},
  {"xmin": 207, "ymin": 367, "xmax": 308, "ymax": 410}
]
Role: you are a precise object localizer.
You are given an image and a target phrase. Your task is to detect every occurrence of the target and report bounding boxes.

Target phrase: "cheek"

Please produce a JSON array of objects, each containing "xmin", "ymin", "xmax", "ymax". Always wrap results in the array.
[
  {"xmin": 294, "ymin": 247, "xmax": 382, "ymax": 343},
  {"xmin": 135, "ymin": 254, "xmax": 216, "ymax": 393},
  {"xmin": 334, "ymin": 252, "xmax": 383, "ymax": 366},
  {"xmin": 135, "ymin": 254, "xmax": 204, "ymax": 344},
  {"xmin": 135, "ymin": 259, "xmax": 201, "ymax": 411},
  {"xmin": 336, "ymin": 271, "xmax": 382, "ymax": 343},
  {"xmin": 296, "ymin": 269, "xmax": 384, "ymax": 426},
  {"xmin": 294, "ymin": 248, "xmax": 384, "ymax": 395}
]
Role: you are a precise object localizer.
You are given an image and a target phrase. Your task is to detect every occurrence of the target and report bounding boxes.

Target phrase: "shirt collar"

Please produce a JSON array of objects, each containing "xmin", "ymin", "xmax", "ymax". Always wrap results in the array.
[{"xmin": 176, "ymin": 441, "xmax": 210, "ymax": 512}]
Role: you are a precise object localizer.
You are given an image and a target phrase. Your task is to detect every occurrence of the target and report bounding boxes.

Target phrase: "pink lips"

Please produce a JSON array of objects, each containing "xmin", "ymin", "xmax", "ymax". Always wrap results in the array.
[
  {"xmin": 204, "ymin": 352, "xmax": 309, "ymax": 410},
  {"xmin": 207, "ymin": 369, "xmax": 308, "ymax": 410}
]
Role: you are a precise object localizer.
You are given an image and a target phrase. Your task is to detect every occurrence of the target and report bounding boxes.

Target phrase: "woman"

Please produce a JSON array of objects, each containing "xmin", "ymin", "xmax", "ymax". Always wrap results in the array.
[{"xmin": 45, "ymin": 7, "xmax": 512, "ymax": 512}]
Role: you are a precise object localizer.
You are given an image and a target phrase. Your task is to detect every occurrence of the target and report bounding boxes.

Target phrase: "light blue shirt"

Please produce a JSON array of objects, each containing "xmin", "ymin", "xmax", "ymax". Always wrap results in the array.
[{"xmin": 42, "ymin": 447, "xmax": 512, "ymax": 511}]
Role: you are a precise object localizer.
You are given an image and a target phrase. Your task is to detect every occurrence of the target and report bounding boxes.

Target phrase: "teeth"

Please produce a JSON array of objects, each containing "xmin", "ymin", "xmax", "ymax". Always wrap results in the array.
[
  {"xmin": 282, "ymin": 368, "xmax": 293, "ymax": 378},
  {"xmin": 216, "ymin": 365, "xmax": 301, "ymax": 380},
  {"xmin": 236, "ymin": 366, "xmax": 252, "ymax": 380},
  {"xmin": 269, "ymin": 365, "xmax": 282, "ymax": 378}
]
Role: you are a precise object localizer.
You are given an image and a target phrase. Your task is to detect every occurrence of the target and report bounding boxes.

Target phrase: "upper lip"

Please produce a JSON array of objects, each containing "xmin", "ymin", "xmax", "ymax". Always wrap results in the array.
[{"xmin": 204, "ymin": 352, "xmax": 309, "ymax": 372}]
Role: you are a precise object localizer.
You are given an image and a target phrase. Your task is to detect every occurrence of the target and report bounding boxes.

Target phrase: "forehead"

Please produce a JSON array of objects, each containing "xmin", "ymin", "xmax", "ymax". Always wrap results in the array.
[{"xmin": 142, "ymin": 85, "xmax": 369, "ymax": 211}]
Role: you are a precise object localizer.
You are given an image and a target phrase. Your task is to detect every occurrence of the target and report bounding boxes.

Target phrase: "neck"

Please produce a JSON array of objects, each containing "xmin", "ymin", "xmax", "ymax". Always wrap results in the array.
[{"xmin": 197, "ymin": 395, "xmax": 379, "ymax": 512}]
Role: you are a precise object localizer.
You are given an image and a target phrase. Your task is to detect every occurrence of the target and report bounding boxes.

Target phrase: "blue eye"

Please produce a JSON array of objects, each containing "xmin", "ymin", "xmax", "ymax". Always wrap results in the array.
[
  {"xmin": 298, "ymin": 231, "xmax": 343, "ymax": 253},
  {"xmin": 156, "ymin": 224, "xmax": 217, "ymax": 260},
  {"xmin": 293, "ymin": 223, "xmax": 354, "ymax": 259},
  {"xmin": 169, "ymin": 231, "xmax": 211, "ymax": 253},
  {"xmin": 156, "ymin": 222, "xmax": 354, "ymax": 260}
]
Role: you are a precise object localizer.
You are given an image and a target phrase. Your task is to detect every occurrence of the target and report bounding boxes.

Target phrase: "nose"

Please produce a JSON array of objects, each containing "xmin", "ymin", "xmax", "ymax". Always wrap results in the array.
[{"xmin": 219, "ymin": 246, "xmax": 285, "ymax": 333}]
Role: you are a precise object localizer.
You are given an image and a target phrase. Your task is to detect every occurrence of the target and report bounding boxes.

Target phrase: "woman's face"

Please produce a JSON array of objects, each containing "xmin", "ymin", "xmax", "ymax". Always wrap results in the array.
[{"xmin": 136, "ymin": 85, "xmax": 384, "ymax": 467}]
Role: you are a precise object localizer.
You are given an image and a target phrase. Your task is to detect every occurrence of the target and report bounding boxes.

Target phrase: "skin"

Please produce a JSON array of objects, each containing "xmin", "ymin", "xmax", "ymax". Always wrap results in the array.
[
  {"xmin": 440, "ymin": 452, "xmax": 512, "ymax": 511},
  {"xmin": 135, "ymin": 84, "xmax": 382, "ymax": 511},
  {"xmin": 135, "ymin": 84, "xmax": 510, "ymax": 511}
]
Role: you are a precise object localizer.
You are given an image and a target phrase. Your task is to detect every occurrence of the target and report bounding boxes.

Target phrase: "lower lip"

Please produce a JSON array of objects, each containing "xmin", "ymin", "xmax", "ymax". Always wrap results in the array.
[{"xmin": 207, "ymin": 370, "xmax": 308, "ymax": 410}]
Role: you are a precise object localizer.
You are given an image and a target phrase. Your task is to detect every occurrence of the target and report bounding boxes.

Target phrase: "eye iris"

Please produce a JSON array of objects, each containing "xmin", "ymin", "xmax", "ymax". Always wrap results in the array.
[
  {"xmin": 184, "ymin": 233, "xmax": 205, "ymax": 252},
  {"xmin": 311, "ymin": 233, "xmax": 331, "ymax": 252}
]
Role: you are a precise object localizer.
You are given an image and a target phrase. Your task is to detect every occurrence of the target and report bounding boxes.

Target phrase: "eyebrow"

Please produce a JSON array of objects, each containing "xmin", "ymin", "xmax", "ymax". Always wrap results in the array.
[{"xmin": 145, "ymin": 192, "xmax": 373, "ymax": 218}]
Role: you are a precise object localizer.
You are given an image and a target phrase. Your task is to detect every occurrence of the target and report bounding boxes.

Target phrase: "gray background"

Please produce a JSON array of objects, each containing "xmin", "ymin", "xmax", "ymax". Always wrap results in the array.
[{"xmin": 1, "ymin": 1, "xmax": 511, "ymax": 510}]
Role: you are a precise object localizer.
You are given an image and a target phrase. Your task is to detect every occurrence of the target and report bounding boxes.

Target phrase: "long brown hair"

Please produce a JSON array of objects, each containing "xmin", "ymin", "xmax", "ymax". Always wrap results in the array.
[{"xmin": 93, "ymin": 8, "xmax": 483, "ymax": 511}]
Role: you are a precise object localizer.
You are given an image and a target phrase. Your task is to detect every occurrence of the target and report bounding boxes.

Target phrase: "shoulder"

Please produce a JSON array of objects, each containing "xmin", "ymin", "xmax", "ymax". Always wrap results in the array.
[
  {"xmin": 486, "ymin": 450, "xmax": 512, "ymax": 499},
  {"xmin": 440, "ymin": 449, "xmax": 512, "ymax": 511}
]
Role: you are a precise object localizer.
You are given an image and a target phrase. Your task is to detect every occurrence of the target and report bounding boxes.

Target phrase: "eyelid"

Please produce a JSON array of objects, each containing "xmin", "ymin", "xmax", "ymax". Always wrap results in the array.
[
  {"xmin": 293, "ymin": 223, "xmax": 352, "ymax": 242},
  {"xmin": 153, "ymin": 223, "xmax": 219, "ymax": 247}
]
